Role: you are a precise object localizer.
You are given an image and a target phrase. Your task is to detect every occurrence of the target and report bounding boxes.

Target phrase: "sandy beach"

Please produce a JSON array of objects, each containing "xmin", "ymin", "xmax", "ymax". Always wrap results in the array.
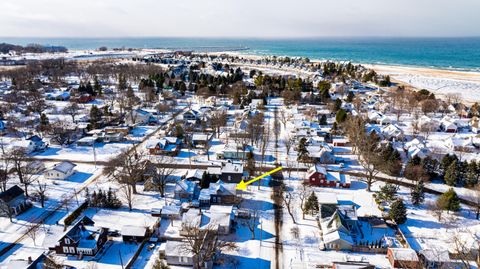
[
  {"xmin": 365, "ymin": 64, "xmax": 480, "ymax": 103},
  {"xmin": 221, "ymin": 50, "xmax": 480, "ymax": 103}
]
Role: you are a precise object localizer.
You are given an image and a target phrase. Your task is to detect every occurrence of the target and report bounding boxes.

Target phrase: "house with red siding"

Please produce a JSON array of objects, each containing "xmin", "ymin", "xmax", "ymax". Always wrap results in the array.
[{"xmin": 305, "ymin": 165, "xmax": 351, "ymax": 188}]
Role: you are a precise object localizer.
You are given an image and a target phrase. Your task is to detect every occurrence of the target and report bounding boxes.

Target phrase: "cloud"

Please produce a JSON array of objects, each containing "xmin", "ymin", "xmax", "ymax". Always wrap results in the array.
[{"xmin": 0, "ymin": 0, "xmax": 479, "ymax": 37}]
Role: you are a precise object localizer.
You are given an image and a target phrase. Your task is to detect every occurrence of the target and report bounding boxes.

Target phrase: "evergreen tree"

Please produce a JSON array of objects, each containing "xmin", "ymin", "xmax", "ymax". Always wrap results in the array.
[
  {"xmin": 444, "ymin": 161, "xmax": 459, "ymax": 186},
  {"xmin": 437, "ymin": 188, "xmax": 461, "ymax": 212},
  {"xmin": 319, "ymin": 114, "xmax": 327, "ymax": 125},
  {"xmin": 465, "ymin": 161, "xmax": 479, "ymax": 187},
  {"xmin": 200, "ymin": 172, "xmax": 210, "ymax": 189},
  {"xmin": 175, "ymin": 123, "xmax": 184, "ymax": 139},
  {"xmin": 40, "ymin": 113, "xmax": 49, "ymax": 126},
  {"xmin": 421, "ymin": 156, "xmax": 438, "ymax": 179},
  {"xmin": 89, "ymin": 105, "xmax": 102, "ymax": 129},
  {"xmin": 335, "ymin": 108, "xmax": 347, "ymax": 123},
  {"xmin": 440, "ymin": 154, "xmax": 457, "ymax": 176},
  {"xmin": 85, "ymin": 81, "xmax": 94, "ymax": 95},
  {"xmin": 346, "ymin": 91, "xmax": 354, "ymax": 103},
  {"xmin": 389, "ymin": 199, "xmax": 407, "ymax": 224},
  {"xmin": 297, "ymin": 137, "xmax": 309, "ymax": 162},
  {"xmin": 411, "ymin": 180, "xmax": 425, "ymax": 205},
  {"xmin": 94, "ymin": 76, "xmax": 102, "ymax": 95},
  {"xmin": 377, "ymin": 183, "xmax": 399, "ymax": 203},
  {"xmin": 304, "ymin": 192, "xmax": 319, "ymax": 215},
  {"xmin": 334, "ymin": 98, "xmax": 342, "ymax": 111}
]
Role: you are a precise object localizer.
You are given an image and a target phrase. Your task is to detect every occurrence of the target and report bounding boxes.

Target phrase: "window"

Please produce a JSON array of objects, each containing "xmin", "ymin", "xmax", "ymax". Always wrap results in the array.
[
  {"xmin": 63, "ymin": 247, "xmax": 69, "ymax": 253},
  {"xmin": 69, "ymin": 247, "xmax": 75, "ymax": 254},
  {"xmin": 228, "ymin": 176, "xmax": 231, "ymax": 181},
  {"xmin": 65, "ymin": 238, "xmax": 70, "ymax": 244}
]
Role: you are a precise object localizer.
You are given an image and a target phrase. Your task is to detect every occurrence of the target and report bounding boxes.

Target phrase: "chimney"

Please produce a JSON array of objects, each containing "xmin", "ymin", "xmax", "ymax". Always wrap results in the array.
[{"xmin": 28, "ymin": 256, "xmax": 32, "ymax": 264}]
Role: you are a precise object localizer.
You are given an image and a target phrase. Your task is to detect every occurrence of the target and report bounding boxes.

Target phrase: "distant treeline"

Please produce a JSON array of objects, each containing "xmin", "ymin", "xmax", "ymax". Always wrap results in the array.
[{"xmin": 0, "ymin": 43, "xmax": 68, "ymax": 54}]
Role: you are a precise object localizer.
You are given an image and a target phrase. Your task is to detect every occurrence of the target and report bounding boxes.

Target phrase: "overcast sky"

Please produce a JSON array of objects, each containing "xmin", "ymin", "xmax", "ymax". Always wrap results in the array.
[{"xmin": 1, "ymin": 0, "xmax": 480, "ymax": 38}]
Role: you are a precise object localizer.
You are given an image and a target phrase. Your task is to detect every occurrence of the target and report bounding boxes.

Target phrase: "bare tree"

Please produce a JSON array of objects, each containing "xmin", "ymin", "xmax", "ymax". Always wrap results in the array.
[
  {"xmin": 150, "ymin": 156, "xmax": 176, "ymax": 197},
  {"xmin": 104, "ymin": 148, "xmax": 145, "ymax": 194},
  {"xmin": 26, "ymin": 222, "xmax": 40, "ymax": 246},
  {"xmin": 35, "ymin": 180, "xmax": 47, "ymax": 208},
  {"xmin": 427, "ymin": 201, "xmax": 444, "ymax": 222},
  {"xmin": 283, "ymin": 134, "xmax": 294, "ymax": 157},
  {"xmin": 121, "ymin": 185, "xmax": 135, "ymax": 211},
  {"xmin": 280, "ymin": 185, "xmax": 296, "ymax": 224},
  {"xmin": 181, "ymin": 223, "xmax": 237, "ymax": 269},
  {"xmin": 298, "ymin": 183, "xmax": 310, "ymax": 219},
  {"xmin": 63, "ymin": 102, "xmax": 81, "ymax": 123},
  {"xmin": 259, "ymin": 124, "xmax": 270, "ymax": 171},
  {"xmin": 471, "ymin": 185, "xmax": 480, "ymax": 220},
  {"xmin": 7, "ymin": 148, "xmax": 37, "ymax": 197},
  {"xmin": 210, "ymin": 111, "xmax": 228, "ymax": 138},
  {"xmin": 248, "ymin": 112, "xmax": 265, "ymax": 146},
  {"xmin": 242, "ymin": 210, "xmax": 258, "ymax": 239},
  {"xmin": 279, "ymin": 109, "xmax": 288, "ymax": 128},
  {"xmin": 155, "ymin": 103, "xmax": 172, "ymax": 121},
  {"xmin": 449, "ymin": 229, "xmax": 479, "ymax": 269},
  {"xmin": 0, "ymin": 200, "xmax": 14, "ymax": 222},
  {"xmin": 48, "ymin": 121, "xmax": 76, "ymax": 146}
]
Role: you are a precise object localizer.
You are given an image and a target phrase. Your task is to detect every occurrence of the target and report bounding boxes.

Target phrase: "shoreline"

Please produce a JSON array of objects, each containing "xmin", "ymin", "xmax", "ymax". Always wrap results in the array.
[
  {"xmin": 216, "ymin": 50, "xmax": 480, "ymax": 103},
  {"xmin": 2, "ymin": 48, "xmax": 480, "ymax": 103}
]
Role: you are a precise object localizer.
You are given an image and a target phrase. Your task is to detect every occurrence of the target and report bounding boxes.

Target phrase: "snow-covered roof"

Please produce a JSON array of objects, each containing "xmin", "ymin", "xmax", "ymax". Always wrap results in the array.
[
  {"xmin": 175, "ymin": 179, "xmax": 197, "ymax": 194},
  {"xmin": 161, "ymin": 205, "xmax": 182, "ymax": 216},
  {"xmin": 388, "ymin": 248, "xmax": 419, "ymax": 261},
  {"xmin": 308, "ymin": 164, "xmax": 327, "ymax": 175},
  {"xmin": 419, "ymin": 249, "xmax": 450, "ymax": 262},
  {"xmin": 317, "ymin": 192, "xmax": 338, "ymax": 205},
  {"xmin": 121, "ymin": 225, "xmax": 147, "ymax": 237},
  {"xmin": 323, "ymin": 230, "xmax": 354, "ymax": 245},
  {"xmin": 165, "ymin": 240, "xmax": 193, "ymax": 258},
  {"xmin": 185, "ymin": 169, "xmax": 204, "ymax": 180},
  {"xmin": 221, "ymin": 162, "xmax": 243, "ymax": 174},
  {"xmin": 51, "ymin": 161, "xmax": 76, "ymax": 174}
]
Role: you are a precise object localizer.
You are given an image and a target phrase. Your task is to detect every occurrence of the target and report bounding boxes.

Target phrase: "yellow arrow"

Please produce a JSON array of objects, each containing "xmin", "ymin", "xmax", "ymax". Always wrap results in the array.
[{"xmin": 236, "ymin": 167, "xmax": 283, "ymax": 191}]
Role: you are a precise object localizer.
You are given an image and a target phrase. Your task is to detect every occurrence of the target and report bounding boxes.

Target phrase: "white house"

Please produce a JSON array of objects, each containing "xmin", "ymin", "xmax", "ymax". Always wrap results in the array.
[
  {"xmin": 440, "ymin": 116, "xmax": 458, "ymax": 133},
  {"xmin": 44, "ymin": 161, "xmax": 76, "ymax": 180},
  {"xmin": 10, "ymin": 139, "xmax": 36, "ymax": 154},
  {"xmin": 381, "ymin": 124, "xmax": 404, "ymax": 140},
  {"xmin": 126, "ymin": 109, "xmax": 154, "ymax": 125}
]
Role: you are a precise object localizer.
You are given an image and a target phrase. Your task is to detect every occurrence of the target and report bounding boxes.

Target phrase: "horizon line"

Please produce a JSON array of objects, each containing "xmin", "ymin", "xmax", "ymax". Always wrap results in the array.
[{"xmin": 1, "ymin": 35, "xmax": 480, "ymax": 40}]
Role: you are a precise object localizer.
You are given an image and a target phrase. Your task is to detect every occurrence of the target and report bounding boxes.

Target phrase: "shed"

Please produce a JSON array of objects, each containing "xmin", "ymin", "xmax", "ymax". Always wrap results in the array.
[{"xmin": 121, "ymin": 225, "xmax": 148, "ymax": 242}]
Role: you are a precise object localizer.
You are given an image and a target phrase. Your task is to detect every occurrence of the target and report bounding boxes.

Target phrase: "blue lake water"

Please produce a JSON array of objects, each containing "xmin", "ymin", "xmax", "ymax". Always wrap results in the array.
[{"xmin": 2, "ymin": 37, "xmax": 480, "ymax": 71}]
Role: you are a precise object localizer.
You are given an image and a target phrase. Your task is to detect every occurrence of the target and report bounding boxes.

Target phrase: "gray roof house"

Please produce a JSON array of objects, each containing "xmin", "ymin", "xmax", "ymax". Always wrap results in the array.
[{"xmin": 44, "ymin": 161, "xmax": 76, "ymax": 180}]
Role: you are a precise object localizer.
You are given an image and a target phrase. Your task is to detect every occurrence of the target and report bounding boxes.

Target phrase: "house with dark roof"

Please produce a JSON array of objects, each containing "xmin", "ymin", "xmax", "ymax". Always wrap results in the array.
[
  {"xmin": 174, "ymin": 179, "xmax": 199, "ymax": 201},
  {"xmin": 198, "ymin": 180, "xmax": 238, "ymax": 207},
  {"xmin": 145, "ymin": 137, "xmax": 181, "ymax": 156},
  {"xmin": 43, "ymin": 161, "xmax": 76, "ymax": 180},
  {"xmin": 218, "ymin": 162, "xmax": 246, "ymax": 183},
  {"xmin": 0, "ymin": 185, "xmax": 29, "ymax": 217},
  {"xmin": 52, "ymin": 216, "xmax": 108, "ymax": 256},
  {"xmin": 305, "ymin": 164, "xmax": 351, "ymax": 188},
  {"xmin": 190, "ymin": 133, "xmax": 213, "ymax": 149},
  {"xmin": 319, "ymin": 203, "xmax": 360, "ymax": 251},
  {"xmin": 26, "ymin": 135, "xmax": 47, "ymax": 152}
]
